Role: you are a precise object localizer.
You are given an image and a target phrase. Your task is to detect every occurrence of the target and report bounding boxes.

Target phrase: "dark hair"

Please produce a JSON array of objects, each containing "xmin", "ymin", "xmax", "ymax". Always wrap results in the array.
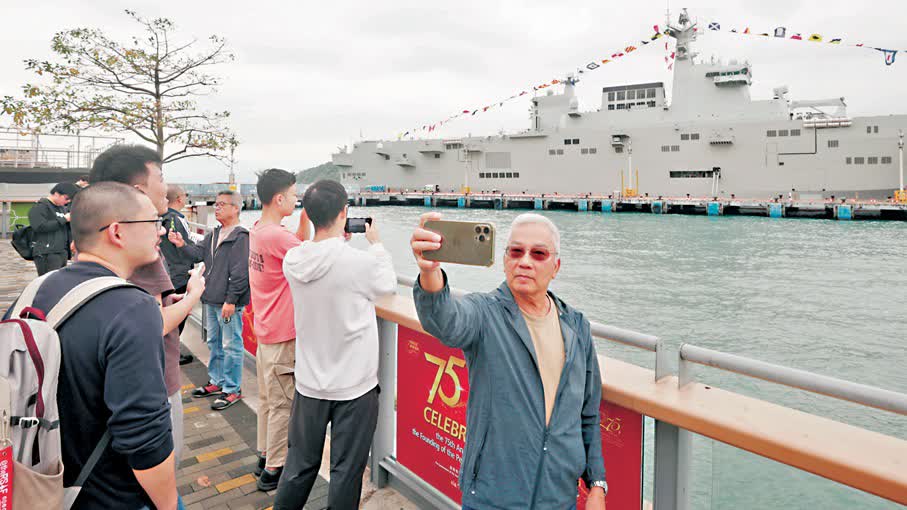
[
  {"xmin": 89, "ymin": 144, "xmax": 162, "ymax": 185},
  {"xmin": 78, "ymin": 175, "xmax": 89, "ymax": 182},
  {"xmin": 50, "ymin": 182, "xmax": 80, "ymax": 197},
  {"xmin": 256, "ymin": 168, "xmax": 296, "ymax": 205},
  {"xmin": 71, "ymin": 182, "xmax": 144, "ymax": 252},
  {"xmin": 302, "ymin": 180, "xmax": 347, "ymax": 230}
]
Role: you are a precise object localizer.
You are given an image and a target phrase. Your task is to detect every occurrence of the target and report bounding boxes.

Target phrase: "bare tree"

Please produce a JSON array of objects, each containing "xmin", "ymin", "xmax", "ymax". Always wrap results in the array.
[{"xmin": 1, "ymin": 10, "xmax": 238, "ymax": 164}]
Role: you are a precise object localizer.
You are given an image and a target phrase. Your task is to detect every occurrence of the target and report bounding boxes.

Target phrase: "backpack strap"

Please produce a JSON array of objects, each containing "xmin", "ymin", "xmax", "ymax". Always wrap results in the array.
[
  {"xmin": 73, "ymin": 430, "xmax": 112, "ymax": 488},
  {"xmin": 45, "ymin": 276, "xmax": 136, "ymax": 330},
  {"xmin": 9, "ymin": 273, "xmax": 52, "ymax": 319}
]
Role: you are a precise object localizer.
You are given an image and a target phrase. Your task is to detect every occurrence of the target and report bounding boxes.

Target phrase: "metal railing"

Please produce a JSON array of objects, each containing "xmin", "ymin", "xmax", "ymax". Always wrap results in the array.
[{"xmin": 373, "ymin": 275, "xmax": 907, "ymax": 509}]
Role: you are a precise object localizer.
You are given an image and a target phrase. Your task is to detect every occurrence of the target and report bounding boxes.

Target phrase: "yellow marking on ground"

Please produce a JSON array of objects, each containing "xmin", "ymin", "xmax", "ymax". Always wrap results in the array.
[
  {"xmin": 181, "ymin": 383, "xmax": 195, "ymax": 390},
  {"xmin": 215, "ymin": 473, "xmax": 257, "ymax": 493},
  {"xmin": 183, "ymin": 406, "xmax": 200, "ymax": 414},
  {"xmin": 196, "ymin": 447, "xmax": 233, "ymax": 463}
]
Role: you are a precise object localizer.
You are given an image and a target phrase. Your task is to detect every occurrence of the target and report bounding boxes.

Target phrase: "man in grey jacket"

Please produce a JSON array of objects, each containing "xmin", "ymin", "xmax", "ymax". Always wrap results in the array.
[
  {"xmin": 169, "ymin": 190, "xmax": 250, "ymax": 411},
  {"xmin": 411, "ymin": 212, "xmax": 607, "ymax": 510}
]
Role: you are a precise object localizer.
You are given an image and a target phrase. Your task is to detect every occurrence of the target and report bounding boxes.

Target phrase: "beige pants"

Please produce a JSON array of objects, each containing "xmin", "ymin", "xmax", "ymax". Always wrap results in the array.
[{"xmin": 256, "ymin": 340, "xmax": 296, "ymax": 468}]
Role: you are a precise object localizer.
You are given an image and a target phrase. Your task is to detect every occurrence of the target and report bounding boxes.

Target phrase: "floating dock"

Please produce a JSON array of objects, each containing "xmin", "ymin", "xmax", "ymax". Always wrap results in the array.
[{"xmin": 348, "ymin": 192, "xmax": 907, "ymax": 221}]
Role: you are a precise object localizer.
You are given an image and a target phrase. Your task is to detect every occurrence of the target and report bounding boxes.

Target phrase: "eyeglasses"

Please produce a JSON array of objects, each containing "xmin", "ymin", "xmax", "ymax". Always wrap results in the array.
[
  {"xmin": 214, "ymin": 201, "xmax": 236, "ymax": 209},
  {"xmin": 98, "ymin": 218, "xmax": 164, "ymax": 232},
  {"xmin": 505, "ymin": 246, "xmax": 556, "ymax": 262}
]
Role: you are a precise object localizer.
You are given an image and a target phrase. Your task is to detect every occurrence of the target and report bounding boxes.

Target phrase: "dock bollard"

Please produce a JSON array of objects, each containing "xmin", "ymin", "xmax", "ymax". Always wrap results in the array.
[
  {"xmin": 707, "ymin": 202, "xmax": 722, "ymax": 216},
  {"xmin": 601, "ymin": 200, "xmax": 613, "ymax": 213},
  {"xmin": 578, "ymin": 199, "xmax": 588, "ymax": 212},
  {"xmin": 768, "ymin": 203, "xmax": 784, "ymax": 218},
  {"xmin": 835, "ymin": 204, "xmax": 853, "ymax": 220}
]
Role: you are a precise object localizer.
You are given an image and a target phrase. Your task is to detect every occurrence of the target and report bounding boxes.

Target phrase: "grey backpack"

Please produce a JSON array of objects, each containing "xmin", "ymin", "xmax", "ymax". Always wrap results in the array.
[{"xmin": 2, "ymin": 274, "xmax": 135, "ymax": 509}]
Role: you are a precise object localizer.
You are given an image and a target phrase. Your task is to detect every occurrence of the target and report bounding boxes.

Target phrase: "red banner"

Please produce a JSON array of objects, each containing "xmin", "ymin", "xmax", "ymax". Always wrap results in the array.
[
  {"xmin": 396, "ymin": 325, "xmax": 644, "ymax": 509},
  {"xmin": 396, "ymin": 326, "xmax": 469, "ymax": 503},
  {"xmin": 241, "ymin": 304, "xmax": 257, "ymax": 356},
  {"xmin": 0, "ymin": 445, "xmax": 11, "ymax": 510}
]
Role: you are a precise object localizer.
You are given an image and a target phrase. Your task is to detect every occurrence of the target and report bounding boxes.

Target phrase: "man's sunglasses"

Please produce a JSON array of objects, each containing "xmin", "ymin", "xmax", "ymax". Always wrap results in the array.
[
  {"xmin": 505, "ymin": 246, "xmax": 556, "ymax": 261},
  {"xmin": 98, "ymin": 218, "xmax": 164, "ymax": 232}
]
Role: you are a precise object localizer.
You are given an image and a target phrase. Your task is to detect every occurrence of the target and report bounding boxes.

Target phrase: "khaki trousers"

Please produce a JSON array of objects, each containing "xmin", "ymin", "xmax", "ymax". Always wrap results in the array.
[{"xmin": 256, "ymin": 340, "xmax": 296, "ymax": 468}]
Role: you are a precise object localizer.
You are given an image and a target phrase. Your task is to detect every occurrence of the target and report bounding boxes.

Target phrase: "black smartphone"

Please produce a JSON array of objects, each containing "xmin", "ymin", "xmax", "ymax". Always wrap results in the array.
[{"xmin": 344, "ymin": 217, "xmax": 372, "ymax": 233}]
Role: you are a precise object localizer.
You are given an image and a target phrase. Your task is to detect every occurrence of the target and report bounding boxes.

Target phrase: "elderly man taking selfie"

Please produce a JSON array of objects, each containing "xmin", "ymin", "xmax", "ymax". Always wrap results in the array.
[{"xmin": 410, "ymin": 212, "xmax": 607, "ymax": 510}]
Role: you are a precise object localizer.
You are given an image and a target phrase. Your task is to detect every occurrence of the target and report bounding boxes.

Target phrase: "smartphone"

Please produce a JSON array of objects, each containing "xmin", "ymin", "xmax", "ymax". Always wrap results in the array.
[
  {"xmin": 423, "ymin": 220, "xmax": 495, "ymax": 267},
  {"xmin": 345, "ymin": 217, "xmax": 372, "ymax": 234}
]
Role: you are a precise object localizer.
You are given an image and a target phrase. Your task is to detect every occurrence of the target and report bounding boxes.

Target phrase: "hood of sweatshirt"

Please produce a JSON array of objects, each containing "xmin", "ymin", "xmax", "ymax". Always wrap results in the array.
[{"xmin": 283, "ymin": 237, "xmax": 345, "ymax": 283}]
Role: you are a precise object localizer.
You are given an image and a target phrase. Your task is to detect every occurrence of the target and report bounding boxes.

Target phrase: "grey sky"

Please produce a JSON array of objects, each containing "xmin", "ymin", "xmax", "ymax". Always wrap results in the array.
[{"xmin": 3, "ymin": 1, "xmax": 906, "ymax": 183}]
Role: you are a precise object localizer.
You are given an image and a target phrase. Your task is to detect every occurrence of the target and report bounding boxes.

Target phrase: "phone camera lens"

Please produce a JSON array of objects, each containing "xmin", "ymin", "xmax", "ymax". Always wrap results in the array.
[
  {"xmin": 483, "ymin": 226, "xmax": 490, "ymax": 234},
  {"xmin": 475, "ymin": 226, "xmax": 482, "ymax": 234},
  {"xmin": 478, "ymin": 234, "xmax": 486, "ymax": 242}
]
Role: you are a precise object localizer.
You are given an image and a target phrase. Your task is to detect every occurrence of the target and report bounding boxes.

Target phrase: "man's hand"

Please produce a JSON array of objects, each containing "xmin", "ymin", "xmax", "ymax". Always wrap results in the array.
[
  {"xmin": 168, "ymin": 230, "xmax": 185, "ymax": 247},
  {"xmin": 221, "ymin": 303, "xmax": 236, "ymax": 320},
  {"xmin": 63, "ymin": 212, "xmax": 71, "ymax": 222},
  {"xmin": 187, "ymin": 263, "xmax": 205, "ymax": 299},
  {"xmin": 586, "ymin": 486, "xmax": 606, "ymax": 510},
  {"xmin": 364, "ymin": 219, "xmax": 380, "ymax": 245},
  {"xmin": 411, "ymin": 212, "xmax": 444, "ymax": 292}
]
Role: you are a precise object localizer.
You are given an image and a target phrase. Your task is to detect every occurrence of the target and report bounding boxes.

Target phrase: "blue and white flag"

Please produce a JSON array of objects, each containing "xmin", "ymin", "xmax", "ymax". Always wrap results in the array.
[
  {"xmin": 878, "ymin": 48, "xmax": 898, "ymax": 65},
  {"xmin": 774, "ymin": 27, "xmax": 786, "ymax": 38},
  {"xmin": 708, "ymin": 22, "xmax": 720, "ymax": 31}
]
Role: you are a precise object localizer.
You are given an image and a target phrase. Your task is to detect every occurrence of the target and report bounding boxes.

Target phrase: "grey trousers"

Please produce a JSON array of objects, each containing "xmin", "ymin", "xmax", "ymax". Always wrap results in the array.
[{"xmin": 273, "ymin": 387, "xmax": 379, "ymax": 510}]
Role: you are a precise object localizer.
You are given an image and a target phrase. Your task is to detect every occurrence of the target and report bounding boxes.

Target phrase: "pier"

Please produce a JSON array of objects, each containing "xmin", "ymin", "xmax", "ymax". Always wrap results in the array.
[{"xmin": 347, "ymin": 192, "xmax": 907, "ymax": 221}]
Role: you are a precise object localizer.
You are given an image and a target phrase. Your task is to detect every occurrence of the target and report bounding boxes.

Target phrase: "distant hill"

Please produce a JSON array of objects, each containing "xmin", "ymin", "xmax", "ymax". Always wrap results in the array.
[{"xmin": 296, "ymin": 162, "xmax": 340, "ymax": 184}]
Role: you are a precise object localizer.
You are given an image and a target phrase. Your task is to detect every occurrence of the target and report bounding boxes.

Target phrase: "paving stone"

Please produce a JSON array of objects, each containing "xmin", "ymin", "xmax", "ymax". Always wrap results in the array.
[{"xmin": 182, "ymin": 487, "xmax": 218, "ymax": 506}]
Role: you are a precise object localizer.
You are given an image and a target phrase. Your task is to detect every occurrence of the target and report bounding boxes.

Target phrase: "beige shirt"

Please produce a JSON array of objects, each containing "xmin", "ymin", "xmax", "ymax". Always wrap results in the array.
[{"xmin": 521, "ymin": 297, "xmax": 566, "ymax": 425}]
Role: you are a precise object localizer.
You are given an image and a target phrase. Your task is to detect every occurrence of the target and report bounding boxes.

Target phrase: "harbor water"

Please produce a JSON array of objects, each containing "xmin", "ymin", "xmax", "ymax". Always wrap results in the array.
[{"xmin": 240, "ymin": 206, "xmax": 907, "ymax": 509}]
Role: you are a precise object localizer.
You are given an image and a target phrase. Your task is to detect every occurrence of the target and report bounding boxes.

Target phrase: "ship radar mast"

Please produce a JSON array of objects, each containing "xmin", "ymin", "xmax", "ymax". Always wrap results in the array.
[{"xmin": 665, "ymin": 8, "xmax": 698, "ymax": 62}]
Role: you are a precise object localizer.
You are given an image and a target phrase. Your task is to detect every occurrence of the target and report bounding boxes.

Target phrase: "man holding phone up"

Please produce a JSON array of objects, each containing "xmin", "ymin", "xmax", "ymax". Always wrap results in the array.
[
  {"xmin": 275, "ymin": 180, "xmax": 396, "ymax": 510},
  {"xmin": 410, "ymin": 212, "xmax": 607, "ymax": 510}
]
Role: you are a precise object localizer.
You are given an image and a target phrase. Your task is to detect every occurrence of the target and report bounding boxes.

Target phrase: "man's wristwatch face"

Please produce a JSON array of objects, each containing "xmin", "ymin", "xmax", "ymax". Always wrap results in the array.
[{"xmin": 591, "ymin": 480, "xmax": 608, "ymax": 494}]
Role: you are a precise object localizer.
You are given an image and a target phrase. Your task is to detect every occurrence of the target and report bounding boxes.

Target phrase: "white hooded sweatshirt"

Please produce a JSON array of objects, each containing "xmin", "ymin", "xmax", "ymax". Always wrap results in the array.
[{"xmin": 282, "ymin": 237, "xmax": 396, "ymax": 400}]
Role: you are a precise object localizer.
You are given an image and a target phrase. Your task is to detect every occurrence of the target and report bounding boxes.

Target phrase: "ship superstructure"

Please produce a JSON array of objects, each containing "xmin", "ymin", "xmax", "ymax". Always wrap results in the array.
[{"xmin": 332, "ymin": 10, "xmax": 906, "ymax": 199}]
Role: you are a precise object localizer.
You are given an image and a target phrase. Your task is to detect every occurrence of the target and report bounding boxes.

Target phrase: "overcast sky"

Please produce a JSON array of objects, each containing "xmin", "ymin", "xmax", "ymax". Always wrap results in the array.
[{"xmin": 3, "ymin": 1, "xmax": 907, "ymax": 183}]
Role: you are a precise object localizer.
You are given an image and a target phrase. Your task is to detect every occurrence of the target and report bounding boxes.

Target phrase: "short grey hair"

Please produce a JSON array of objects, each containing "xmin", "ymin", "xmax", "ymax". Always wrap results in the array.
[
  {"xmin": 217, "ymin": 190, "xmax": 243, "ymax": 208},
  {"xmin": 506, "ymin": 213, "xmax": 560, "ymax": 254}
]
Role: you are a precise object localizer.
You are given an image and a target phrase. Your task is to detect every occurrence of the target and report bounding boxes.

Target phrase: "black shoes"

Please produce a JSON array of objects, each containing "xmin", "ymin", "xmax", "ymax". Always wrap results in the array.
[
  {"xmin": 179, "ymin": 353, "xmax": 194, "ymax": 365},
  {"xmin": 256, "ymin": 466, "xmax": 283, "ymax": 492},
  {"xmin": 254, "ymin": 452, "xmax": 266, "ymax": 477}
]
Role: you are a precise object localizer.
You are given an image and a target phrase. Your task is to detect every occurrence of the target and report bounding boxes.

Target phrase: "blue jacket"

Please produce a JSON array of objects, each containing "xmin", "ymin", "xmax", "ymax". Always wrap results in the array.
[{"xmin": 414, "ymin": 272, "xmax": 606, "ymax": 510}]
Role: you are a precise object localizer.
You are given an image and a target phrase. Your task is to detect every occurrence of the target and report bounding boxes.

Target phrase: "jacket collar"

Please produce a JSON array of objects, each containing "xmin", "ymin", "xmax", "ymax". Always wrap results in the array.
[
  {"xmin": 167, "ymin": 208, "xmax": 185, "ymax": 218},
  {"xmin": 494, "ymin": 281, "xmax": 579, "ymax": 371}
]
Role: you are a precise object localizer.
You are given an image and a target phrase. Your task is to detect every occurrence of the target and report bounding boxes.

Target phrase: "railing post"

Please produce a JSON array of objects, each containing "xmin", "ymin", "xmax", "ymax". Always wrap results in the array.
[
  {"xmin": 371, "ymin": 317, "xmax": 398, "ymax": 488},
  {"xmin": 653, "ymin": 422, "xmax": 692, "ymax": 510},
  {"xmin": 0, "ymin": 201, "xmax": 9, "ymax": 239}
]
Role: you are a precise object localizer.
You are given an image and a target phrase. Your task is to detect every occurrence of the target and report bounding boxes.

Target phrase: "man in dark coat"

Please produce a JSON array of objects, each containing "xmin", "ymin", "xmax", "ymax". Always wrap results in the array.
[{"xmin": 28, "ymin": 182, "xmax": 80, "ymax": 275}]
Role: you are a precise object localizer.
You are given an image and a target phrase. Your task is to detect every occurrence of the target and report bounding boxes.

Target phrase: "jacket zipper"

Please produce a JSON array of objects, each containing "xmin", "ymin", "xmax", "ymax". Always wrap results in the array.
[{"xmin": 527, "ymin": 314, "xmax": 578, "ymax": 509}]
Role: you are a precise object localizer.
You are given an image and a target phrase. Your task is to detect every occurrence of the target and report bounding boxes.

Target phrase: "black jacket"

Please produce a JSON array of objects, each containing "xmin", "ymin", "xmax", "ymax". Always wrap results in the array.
[
  {"xmin": 159, "ymin": 208, "xmax": 195, "ymax": 289},
  {"xmin": 180, "ymin": 224, "xmax": 250, "ymax": 306},
  {"xmin": 28, "ymin": 198, "xmax": 70, "ymax": 257}
]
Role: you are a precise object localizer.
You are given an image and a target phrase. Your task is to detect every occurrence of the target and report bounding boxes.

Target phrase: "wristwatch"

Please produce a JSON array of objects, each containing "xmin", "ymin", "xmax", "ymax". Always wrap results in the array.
[{"xmin": 590, "ymin": 480, "xmax": 608, "ymax": 494}]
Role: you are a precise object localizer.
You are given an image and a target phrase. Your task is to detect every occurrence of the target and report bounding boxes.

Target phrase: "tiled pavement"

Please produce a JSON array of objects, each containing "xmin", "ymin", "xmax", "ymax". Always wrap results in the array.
[{"xmin": 178, "ymin": 358, "xmax": 331, "ymax": 510}]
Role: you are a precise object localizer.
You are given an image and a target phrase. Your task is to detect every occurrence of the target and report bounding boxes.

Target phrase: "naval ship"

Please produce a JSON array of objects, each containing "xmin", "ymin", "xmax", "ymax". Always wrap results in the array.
[{"xmin": 332, "ymin": 10, "xmax": 907, "ymax": 200}]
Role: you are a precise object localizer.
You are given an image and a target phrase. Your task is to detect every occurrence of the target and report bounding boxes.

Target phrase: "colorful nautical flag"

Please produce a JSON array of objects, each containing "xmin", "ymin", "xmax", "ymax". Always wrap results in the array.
[
  {"xmin": 653, "ymin": 25, "xmax": 660, "ymax": 33},
  {"xmin": 809, "ymin": 34, "xmax": 823, "ymax": 42},
  {"xmin": 586, "ymin": 62, "xmax": 600, "ymax": 70},
  {"xmin": 743, "ymin": 27, "xmax": 750, "ymax": 34},
  {"xmin": 651, "ymin": 33, "xmax": 663, "ymax": 40},
  {"xmin": 519, "ymin": 91, "xmax": 527, "ymax": 96},
  {"xmin": 708, "ymin": 22, "xmax": 720, "ymax": 31},
  {"xmin": 641, "ymin": 40, "xmax": 650, "ymax": 45},
  {"xmin": 759, "ymin": 33, "xmax": 769, "ymax": 37},
  {"xmin": 791, "ymin": 33, "xmax": 803, "ymax": 40},
  {"xmin": 774, "ymin": 27, "xmax": 786, "ymax": 37},
  {"xmin": 462, "ymin": 110, "xmax": 470, "ymax": 114},
  {"xmin": 625, "ymin": 46, "xmax": 637, "ymax": 53},
  {"xmin": 878, "ymin": 48, "xmax": 898, "ymax": 65},
  {"xmin": 601, "ymin": 59, "xmax": 611, "ymax": 64},
  {"xmin": 829, "ymin": 38, "xmax": 842, "ymax": 44}
]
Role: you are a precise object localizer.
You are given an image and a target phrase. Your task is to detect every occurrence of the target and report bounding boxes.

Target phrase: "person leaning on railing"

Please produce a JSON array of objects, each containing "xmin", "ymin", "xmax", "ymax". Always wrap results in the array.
[{"xmin": 410, "ymin": 212, "xmax": 607, "ymax": 510}]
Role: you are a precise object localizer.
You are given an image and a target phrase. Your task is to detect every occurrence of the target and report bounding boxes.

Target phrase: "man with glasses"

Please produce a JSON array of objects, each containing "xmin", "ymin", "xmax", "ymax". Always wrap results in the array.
[
  {"xmin": 4, "ymin": 182, "xmax": 180, "ymax": 509},
  {"xmin": 410, "ymin": 212, "xmax": 607, "ymax": 510},
  {"xmin": 169, "ymin": 190, "xmax": 250, "ymax": 411}
]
